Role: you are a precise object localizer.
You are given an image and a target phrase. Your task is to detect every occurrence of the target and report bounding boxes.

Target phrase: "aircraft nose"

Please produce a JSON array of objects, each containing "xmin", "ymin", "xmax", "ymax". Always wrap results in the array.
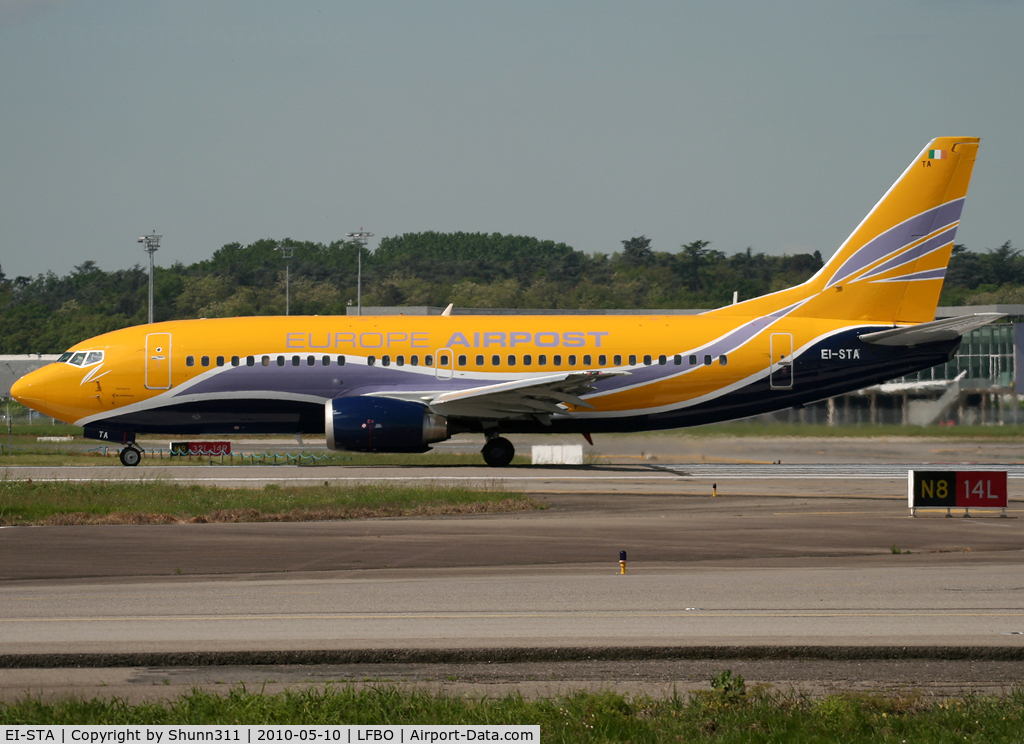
[{"xmin": 11, "ymin": 368, "xmax": 48, "ymax": 411}]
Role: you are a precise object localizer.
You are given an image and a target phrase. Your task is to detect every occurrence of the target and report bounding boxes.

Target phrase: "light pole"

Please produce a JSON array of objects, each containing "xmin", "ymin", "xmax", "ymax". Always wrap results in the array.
[
  {"xmin": 275, "ymin": 242, "xmax": 295, "ymax": 315},
  {"xmin": 138, "ymin": 231, "xmax": 161, "ymax": 324},
  {"xmin": 345, "ymin": 230, "xmax": 373, "ymax": 316}
]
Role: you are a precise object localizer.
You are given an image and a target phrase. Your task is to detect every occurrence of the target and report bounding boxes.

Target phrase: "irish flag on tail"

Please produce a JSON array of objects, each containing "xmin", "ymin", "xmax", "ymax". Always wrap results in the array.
[{"xmin": 928, "ymin": 149, "xmax": 947, "ymax": 159}]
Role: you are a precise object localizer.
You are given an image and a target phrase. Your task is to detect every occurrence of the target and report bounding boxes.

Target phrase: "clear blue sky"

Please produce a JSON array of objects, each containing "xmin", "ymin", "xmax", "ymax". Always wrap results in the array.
[{"xmin": 2, "ymin": 0, "xmax": 1021, "ymax": 279}]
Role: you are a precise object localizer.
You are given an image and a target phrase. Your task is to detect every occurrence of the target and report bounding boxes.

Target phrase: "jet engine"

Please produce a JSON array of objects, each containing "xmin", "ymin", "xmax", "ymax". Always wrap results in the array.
[{"xmin": 325, "ymin": 397, "xmax": 449, "ymax": 452}]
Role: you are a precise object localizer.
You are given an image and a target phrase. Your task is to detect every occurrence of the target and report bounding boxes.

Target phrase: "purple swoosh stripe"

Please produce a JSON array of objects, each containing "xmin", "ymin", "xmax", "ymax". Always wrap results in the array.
[
  {"xmin": 174, "ymin": 301, "xmax": 809, "ymax": 406},
  {"xmin": 585, "ymin": 300, "xmax": 807, "ymax": 394},
  {"xmin": 855, "ymin": 225, "xmax": 957, "ymax": 282},
  {"xmin": 826, "ymin": 199, "xmax": 964, "ymax": 288},
  {"xmin": 871, "ymin": 267, "xmax": 947, "ymax": 283},
  {"xmin": 175, "ymin": 363, "xmax": 493, "ymax": 400}
]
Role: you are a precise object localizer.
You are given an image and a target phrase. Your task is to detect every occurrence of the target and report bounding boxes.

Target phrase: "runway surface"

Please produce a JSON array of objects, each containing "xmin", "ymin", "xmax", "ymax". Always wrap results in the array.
[{"xmin": 3, "ymin": 435, "xmax": 1024, "ymax": 699}]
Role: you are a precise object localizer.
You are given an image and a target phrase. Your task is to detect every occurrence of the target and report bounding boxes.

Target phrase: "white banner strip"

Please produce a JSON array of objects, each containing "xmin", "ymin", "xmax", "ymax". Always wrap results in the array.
[{"xmin": 1, "ymin": 727, "xmax": 540, "ymax": 744}]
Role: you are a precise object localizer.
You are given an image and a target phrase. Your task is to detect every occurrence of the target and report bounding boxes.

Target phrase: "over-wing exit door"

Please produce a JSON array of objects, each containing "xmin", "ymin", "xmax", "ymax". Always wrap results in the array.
[{"xmin": 145, "ymin": 333, "xmax": 172, "ymax": 390}]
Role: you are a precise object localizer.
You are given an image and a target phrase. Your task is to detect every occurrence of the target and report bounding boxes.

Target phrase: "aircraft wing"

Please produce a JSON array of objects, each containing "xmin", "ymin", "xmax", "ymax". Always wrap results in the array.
[
  {"xmin": 367, "ymin": 370, "xmax": 625, "ymax": 420},
  {"xmin": 858, "ymin": 313, "xmax": 1005, "ymax": 347}
]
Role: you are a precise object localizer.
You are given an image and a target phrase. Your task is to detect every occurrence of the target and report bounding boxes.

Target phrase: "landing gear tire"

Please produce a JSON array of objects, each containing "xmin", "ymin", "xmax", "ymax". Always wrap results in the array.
[
  {"xmin": 481, "ymin": 437, "xmax": 515, "ymax": 467},
  {"xmin": 119, "ymin": 446, "xmax": 142, "ymax": 467}
]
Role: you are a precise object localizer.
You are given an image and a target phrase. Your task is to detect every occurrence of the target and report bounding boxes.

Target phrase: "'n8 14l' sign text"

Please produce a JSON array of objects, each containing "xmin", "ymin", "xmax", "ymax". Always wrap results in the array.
[{"xmin": 908, "ymin": 470, "xmax": 1007, "ymax": 516}]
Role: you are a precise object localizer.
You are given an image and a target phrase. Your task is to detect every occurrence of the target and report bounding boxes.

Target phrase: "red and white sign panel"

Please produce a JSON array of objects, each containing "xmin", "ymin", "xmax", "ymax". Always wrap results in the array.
[{"xmin": 956, "ymin": 471, "xmax": 1007, "ymax": 508}]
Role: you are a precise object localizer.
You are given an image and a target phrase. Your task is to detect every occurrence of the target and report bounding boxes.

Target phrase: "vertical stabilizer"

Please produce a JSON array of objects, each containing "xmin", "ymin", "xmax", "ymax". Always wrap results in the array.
[{"xmin": 710, "ymin": 137, "xmax": 979, "ymax": 324}]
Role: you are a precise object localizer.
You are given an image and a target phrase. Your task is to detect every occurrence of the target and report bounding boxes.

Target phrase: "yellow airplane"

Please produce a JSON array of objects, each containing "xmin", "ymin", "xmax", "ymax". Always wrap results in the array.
[{"xmin": 12, "ymin": 137, "xmax": 1000, "ymax": 467}]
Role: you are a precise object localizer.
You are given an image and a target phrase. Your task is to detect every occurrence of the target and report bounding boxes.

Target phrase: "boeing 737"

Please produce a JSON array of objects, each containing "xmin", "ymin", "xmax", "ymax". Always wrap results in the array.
[{"xmin": 12, "ymin": 137, "xmax": 1000, "ymax": 467}]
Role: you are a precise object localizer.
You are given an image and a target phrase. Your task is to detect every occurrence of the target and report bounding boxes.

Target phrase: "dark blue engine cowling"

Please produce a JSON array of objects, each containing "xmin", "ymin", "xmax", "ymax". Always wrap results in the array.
[{"xmin": 325, "ymin": 397, "xmax": 449, "ymax": 453}]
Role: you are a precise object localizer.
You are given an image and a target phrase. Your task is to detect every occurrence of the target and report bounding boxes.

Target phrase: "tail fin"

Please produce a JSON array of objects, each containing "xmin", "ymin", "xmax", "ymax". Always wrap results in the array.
[{"xmin": 713, "ymin": 137, "xmax": 980, "ymax": 324}]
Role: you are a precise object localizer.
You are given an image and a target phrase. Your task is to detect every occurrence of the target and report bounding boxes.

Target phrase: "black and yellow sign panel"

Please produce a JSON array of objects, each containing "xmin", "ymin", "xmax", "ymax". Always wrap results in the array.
[{"xmin": 910, "ymin": 470, "xmax": 957, "ymax": 507}]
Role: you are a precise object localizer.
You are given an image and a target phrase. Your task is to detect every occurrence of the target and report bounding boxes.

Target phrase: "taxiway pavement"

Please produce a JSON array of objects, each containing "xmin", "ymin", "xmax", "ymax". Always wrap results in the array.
[{"xmin": 3, "ymin": 436, "xmax": 1024, "ymax": 698}]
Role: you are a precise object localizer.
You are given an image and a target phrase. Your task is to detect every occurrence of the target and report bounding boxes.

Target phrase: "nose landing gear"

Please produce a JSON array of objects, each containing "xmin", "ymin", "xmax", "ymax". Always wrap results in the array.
[
  {"xmin": 118, "ymin": 445, "xmax": 143, "ymax": 467},
  {"xmin": 481, "ymin": 436, "xmax": 515, "ymax": 467}
]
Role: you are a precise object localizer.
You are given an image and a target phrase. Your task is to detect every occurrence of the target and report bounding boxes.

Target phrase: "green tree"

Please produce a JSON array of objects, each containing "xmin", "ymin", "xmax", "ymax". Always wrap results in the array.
[
  {"xmin": 620, "ymin": 236, "xmax": 653, "ymax": 267},
  {"xmin": 679, "ymin": 240, "xmax": 713, "ymax": 291}
]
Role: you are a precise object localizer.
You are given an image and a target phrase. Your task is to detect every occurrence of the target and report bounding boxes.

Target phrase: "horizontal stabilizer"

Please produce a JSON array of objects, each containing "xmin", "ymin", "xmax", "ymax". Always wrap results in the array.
[{"xmin": 858, "ymin": 313, "xmax": 1005, "ymax": 347}]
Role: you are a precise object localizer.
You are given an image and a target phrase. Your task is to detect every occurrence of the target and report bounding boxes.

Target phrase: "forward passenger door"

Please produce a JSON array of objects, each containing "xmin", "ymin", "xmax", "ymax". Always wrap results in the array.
[{"xmin": 145, "ymin": 333, "xmax": 172, "ymax": 390}]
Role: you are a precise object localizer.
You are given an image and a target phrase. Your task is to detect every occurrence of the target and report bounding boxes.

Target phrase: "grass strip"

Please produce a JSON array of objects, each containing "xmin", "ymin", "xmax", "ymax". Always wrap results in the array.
[
  {"xmin": 2, "ymin": 683, "xmax": 1024, "ymax": 741},
  {"xmin": 0, "ymin": 481, "xmax": 540, "ymax": 526}
]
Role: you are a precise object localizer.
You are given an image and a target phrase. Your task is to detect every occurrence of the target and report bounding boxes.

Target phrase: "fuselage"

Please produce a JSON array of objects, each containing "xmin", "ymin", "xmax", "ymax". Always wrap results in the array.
[{"xmin": 11, "ymin": 312, "xmax": 957, "ymax": 439}]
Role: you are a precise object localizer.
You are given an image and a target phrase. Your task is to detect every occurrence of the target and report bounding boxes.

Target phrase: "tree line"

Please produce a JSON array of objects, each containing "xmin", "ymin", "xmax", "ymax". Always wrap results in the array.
[{"xmin": 0, "ymin": 234, "xmax": 1016, "ymax": 353}]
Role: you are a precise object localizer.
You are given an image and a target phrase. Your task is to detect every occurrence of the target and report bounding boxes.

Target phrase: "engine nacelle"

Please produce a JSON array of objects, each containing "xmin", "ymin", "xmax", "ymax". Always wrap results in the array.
[{"xmin": 325, "ymin": 396, "xmax": 449, "ymax": 453}]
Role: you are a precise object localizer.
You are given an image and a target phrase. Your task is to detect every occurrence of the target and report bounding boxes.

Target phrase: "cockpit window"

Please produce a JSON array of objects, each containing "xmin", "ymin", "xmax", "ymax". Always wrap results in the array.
[{"xmin": 63, "ymin": 350, "xmax": 104, "ymax": 367}]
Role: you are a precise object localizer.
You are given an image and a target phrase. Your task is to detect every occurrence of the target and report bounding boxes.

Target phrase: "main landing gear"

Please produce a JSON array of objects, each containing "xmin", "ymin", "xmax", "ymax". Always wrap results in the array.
[
  {"xmin": 119, "ymin": 445, "xmax": 143, "ymax": 467},
  {"xmin": 481, "ymin": 436, "xmax": 515, "ymax": 467}
]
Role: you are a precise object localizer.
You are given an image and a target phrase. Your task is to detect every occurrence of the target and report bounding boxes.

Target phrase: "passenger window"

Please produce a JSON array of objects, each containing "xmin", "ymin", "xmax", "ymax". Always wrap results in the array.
[
  {"xmin": 201, "ymin": 355, "xmax": 210, "ymax": 367},
  {"xmin": 439, "ymin": 354, "xmax": 448, "ymax": 365},
  {"xmin": 719, "ymin": 354, "xmax": 728, "ymax": 366},
  {"xmin": 553, "ymin": 355, "xmax": 562, "ymax": 366},
  {"xmin": 658, "ymin": 355, "xmax": 666, "ymax": 365},
  {"xmin": 491, "ymin": 354, "xmax": 500, "ymax": 366},
  {"xmin": 568, "ymin": 354, "xmax": 577, "ymax": 366},
  {"xmin": 246, "ymin": 356, "xmax": 255, "ymax": 367},
  {"xmin": 524, "ymin": 354, "xmax": 533, "ymax": 366},
  {"xmin": 598, "ymin": 355, "xmax": 606, "ymax": 366},
  {"xmin": 629, "ymin": 355, "xmax": 637, "ymax": 365},
  {"xmin": 396, "ymin": 355, "xmax": 405, "ymax": 366},
  {"xmin": 458, "ymin": 355, "xmax": 467, "ymax": 366},
  {"xmin": 538, "ymin": 354, "xmax": 547, "ymax": 365},
  {"xmin": 337, "ymin": 356, "xmax": 346, "ymax": 366},
  {"xmin": 232, "ymin": 356, "xmax": 240, "ymax": 367},
  {"xmin": 425, "ymin": 355, "xmax": 434, "ymax": 366},
  {"xmin": 704, "ymin": 355, "xmax": 712, "ymax": 366},
  {"xmin": 217, "ymin": 356, "xmax": 225, "ymax": 367},
  {"xmin": 476, "ymin": 355, "xmax": 484, "ymax": 366},
  {"xmin": 643, "ymin": 355, "xmax": 652, "ymax": 365},
  {"xmin": 508, "ymin": 355, "xmax": 516, "ymax": 366},
  {"xmin": 410, "ymin": 355, "xmax": 418, "ymax": 366},
  {"xmin": 613, "ymin": 354, "xmax": 622, "ymax": 366},
  {"xmin": 307, "ymin": 355, "xmax": 315, "ymax": 366},
  {"xmin": 277, "ymin": 356, "xmax": 285, "ymax": 366},
  {"xmin": 368, "ymin": 356, "xmax": 376, "ymax": 366},
  {"xmin": 583, "ymin": 354, "xmax": 592, "ymax": 366},
  {"xmin": 186, "ymin": 356, "xmax": 195, "ymax": 367},
  {"xmin": 262, "ymin": 356, "xmax": 270, "ymax": 367},
  {"xmin": 674, "ymin": 355, "xmax": 682, "ymax": 365},
  {"xmin": 322, "ymin": 355, "xmax": 331, "ymax": 366},
  {"xmin": 381, "ymin": 355, "xmax": 391, "ymax": 367},
  {"xmin": 689, "ymin": 355, "xmax": 697, "ymax": 365},
  {"xmin": 291, "ymin": 355, "xmax": 300, "ymax": 366}
]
